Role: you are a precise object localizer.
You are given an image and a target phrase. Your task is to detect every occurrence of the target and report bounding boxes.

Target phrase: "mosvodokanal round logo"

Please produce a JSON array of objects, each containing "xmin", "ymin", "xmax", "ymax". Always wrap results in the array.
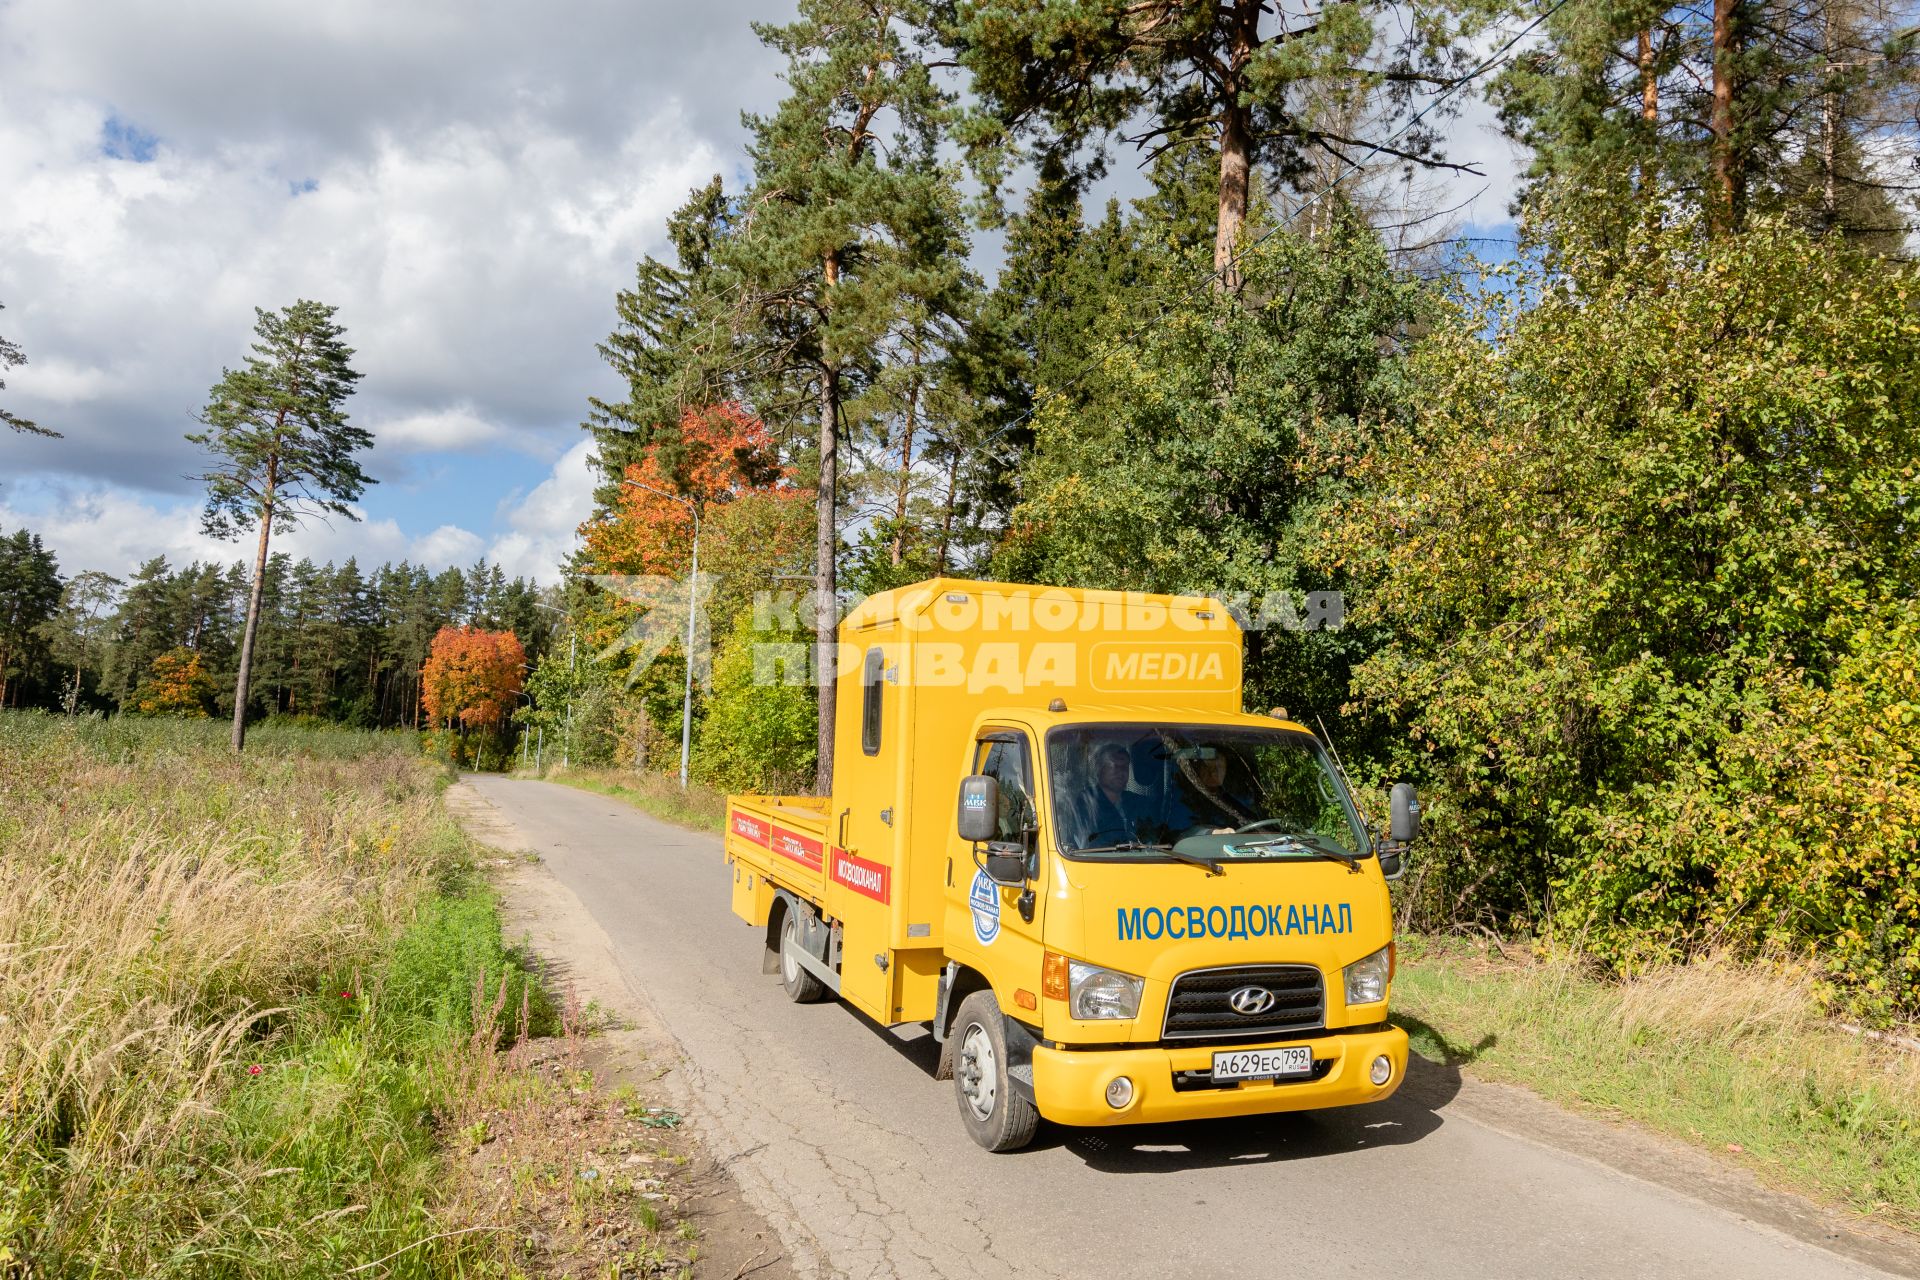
[{"xmin": 969, "ymin": 868, "xmax": 1000, "ymax": 945}]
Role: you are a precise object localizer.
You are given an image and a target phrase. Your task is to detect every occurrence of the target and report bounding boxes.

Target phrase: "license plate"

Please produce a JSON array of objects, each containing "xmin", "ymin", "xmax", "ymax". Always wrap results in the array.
[{"xmin": 1211, "ymin": 1045, "xmax": 1315, "ymax": 1082}]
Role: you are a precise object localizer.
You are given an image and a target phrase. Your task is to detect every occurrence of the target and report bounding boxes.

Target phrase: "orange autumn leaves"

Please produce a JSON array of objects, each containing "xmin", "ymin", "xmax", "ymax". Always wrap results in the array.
[
  {"xmin": 421, "ymin": 626, "xmax": 526, "ymax": 730},
  {"xmin": 581, "ymin": 403, "xmax": 810, "ymax": 577}
]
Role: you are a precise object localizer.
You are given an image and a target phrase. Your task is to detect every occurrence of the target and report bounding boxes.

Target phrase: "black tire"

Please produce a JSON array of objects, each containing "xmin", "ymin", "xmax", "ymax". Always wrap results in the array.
[
  {"xmin": 778, "ymin": 908, "xmax": 829, "ymax": 1004},
  {"xmin": 951, "ymin": 991, "xmax": 1040, "ymax": 1152}
]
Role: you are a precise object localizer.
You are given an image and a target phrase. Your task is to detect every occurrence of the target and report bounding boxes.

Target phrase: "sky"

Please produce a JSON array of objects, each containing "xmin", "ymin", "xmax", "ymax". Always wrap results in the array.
[{"xmin": 0, "ymin": 0, "xmax": 1524, "ymax": 587}]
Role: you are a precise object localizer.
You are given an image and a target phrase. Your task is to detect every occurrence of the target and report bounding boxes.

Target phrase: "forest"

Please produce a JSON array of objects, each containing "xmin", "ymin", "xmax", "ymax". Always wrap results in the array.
[{"xmin": 5, "ymin": 0, "xmax": 1917, "ymax": 1017}]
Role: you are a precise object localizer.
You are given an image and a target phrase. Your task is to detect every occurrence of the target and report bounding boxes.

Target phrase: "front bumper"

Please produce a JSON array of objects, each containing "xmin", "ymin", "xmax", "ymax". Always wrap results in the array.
[{"xmin": 1030, "ymin": 1024, "xmax": 1409, "ymax": 1127}]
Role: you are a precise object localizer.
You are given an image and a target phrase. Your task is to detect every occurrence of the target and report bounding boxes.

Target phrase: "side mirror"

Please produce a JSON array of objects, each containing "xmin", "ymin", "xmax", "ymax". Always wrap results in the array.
[
  {"xmin": 957, "ymin": 774, "xmax": 998, "ymax": 844},
  {"xmin": 1389, "ymin": 782, "xmax": 1421, "ymax": 844}
]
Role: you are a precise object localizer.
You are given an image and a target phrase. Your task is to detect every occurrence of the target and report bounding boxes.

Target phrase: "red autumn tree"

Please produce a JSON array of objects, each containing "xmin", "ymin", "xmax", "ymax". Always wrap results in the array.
[
  {"xmin": 581, "ymin": 402, "xmax": 810, "ymax": 577},
  {"xmin": 420, "ymin": 626, "xmax": 526, "ymax": 730}
]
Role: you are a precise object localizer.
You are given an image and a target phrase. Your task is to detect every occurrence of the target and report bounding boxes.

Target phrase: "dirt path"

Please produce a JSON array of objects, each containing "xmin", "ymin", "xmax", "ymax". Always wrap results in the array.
[
  {"xmin": 448, "ymin": 775, "xmax": 1920, "ymax": 1280},
  {"xmin": 448, "ymin": 781, "xmax": 797, "ymax": 1280}
]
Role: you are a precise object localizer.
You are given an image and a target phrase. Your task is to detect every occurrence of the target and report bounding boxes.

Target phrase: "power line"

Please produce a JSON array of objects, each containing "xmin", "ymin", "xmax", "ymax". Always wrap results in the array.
[{"xmin": 977, "ymin": 0, "xmax": 1585, "ymax": 455}]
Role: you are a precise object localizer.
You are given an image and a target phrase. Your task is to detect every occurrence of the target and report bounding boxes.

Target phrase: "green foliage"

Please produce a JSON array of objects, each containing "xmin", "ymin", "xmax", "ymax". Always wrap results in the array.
[
  {"xmin": 1001, "ymin": 213, "xmax": 1424, "ymax": 724},
  {"xmin": 187, "ymin": 300, "xmax": 370, "ymax": 538},
  {"xmin": 691, "ymin": 610, "xmax": 818, "ymax": 793},
  {"xmin": 380, "ymin": 885, "xmax": 558, "ymax": 1044},
  {"xmin": 1320, "ymin": 217, "xmax": 1920, "ymax": 1016},
  {"xmin": 1492, "ymin": 0, "xmax": 1919, "ymax": 242},
  {"xmin": 0, "ymin": 527, "xmax": 61, "ymax": 707}
]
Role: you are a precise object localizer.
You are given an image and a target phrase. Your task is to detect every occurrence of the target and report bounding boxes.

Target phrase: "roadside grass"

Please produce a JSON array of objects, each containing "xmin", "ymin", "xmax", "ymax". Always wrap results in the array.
[
  {"xmin": 0, "ymin": 710, "xmax": 554, "ymax": 1275},
  {"xmin": 533, "ymin": 766, "xmax": 727, "ymax": 834},
  {"xmin": 1395, "ymin": 936, "xmax": 1920, "ymax": 1232}
]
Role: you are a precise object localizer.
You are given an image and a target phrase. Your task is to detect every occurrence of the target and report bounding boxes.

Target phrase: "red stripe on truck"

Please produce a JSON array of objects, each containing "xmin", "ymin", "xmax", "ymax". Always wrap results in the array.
[
  {"xmin": 830, "ymin": 847, "xmax": 891, "ymax": 904},
  {"xmin": 770, "ymin": 825, "xmax": 824, "ymax": 871},
  {"xmin": 730, "ymin": 813, "xmax": 770, "ymax": 846}
]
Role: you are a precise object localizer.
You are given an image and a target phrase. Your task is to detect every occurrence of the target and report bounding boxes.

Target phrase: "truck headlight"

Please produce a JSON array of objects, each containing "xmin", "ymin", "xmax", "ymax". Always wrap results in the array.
[
  {"xmin": 1344, "ymin": 945, "xmax": 1391, "ymax": 1007},
  {"xmin": 1068, "ymin": 960, "xmax": 1144, "ymax": 1020}
]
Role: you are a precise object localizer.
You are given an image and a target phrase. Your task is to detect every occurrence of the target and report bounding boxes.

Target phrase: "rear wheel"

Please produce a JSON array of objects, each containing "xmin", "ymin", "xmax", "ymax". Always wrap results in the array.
[
  {"xmin": 952, "ymin": 991, "xmax": 1040, "ymax": 1152},
  {"xmin": 778, "ymin": 909, "xmax": 828, "ymax": 1004}
]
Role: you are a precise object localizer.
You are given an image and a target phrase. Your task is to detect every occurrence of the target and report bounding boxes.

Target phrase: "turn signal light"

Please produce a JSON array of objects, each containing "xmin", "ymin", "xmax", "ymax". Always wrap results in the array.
[
  {"xmin": 1041, "ymin": 951, "xmax": 1070, "ymax": 1000},
  {"xmin": 1389, "ymin": 939, "xmax": 1397, "ymax": 981}
]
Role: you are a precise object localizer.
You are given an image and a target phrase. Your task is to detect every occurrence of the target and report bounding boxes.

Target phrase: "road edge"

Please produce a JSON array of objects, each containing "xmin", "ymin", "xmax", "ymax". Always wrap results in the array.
[{"xmin": 445, "ymin": 779, "xmax": 822, "ymax": 1280}]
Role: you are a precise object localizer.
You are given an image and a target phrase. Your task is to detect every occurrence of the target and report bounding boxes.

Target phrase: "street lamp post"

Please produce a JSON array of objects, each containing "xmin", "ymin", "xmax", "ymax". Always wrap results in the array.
[
  {"xmin": 622, "ymin": 478, "xmax": 703, "ymax": 789},
  {"xmin": 532, "ymin": 602, "xmax": 575, "ymax": 768}
]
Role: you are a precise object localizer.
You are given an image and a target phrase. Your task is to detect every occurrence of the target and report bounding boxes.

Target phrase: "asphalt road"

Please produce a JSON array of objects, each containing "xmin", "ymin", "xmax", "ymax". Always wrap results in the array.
[{"xmin": 461, "ymin": 776, "xmax": 1910, "ymax": 1280}]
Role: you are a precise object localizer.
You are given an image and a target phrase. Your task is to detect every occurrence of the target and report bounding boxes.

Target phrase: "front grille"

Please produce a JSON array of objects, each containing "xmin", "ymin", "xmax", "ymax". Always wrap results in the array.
[{"xmin": 1161, "ymin": 964, "xmax": 1324, "ymax": 1042}]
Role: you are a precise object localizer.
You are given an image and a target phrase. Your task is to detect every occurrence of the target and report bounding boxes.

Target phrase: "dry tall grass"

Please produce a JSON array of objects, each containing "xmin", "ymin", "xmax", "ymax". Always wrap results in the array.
[{"xmin": 0, "ymin": 714, "xmax": 480, "ymax": 1274}]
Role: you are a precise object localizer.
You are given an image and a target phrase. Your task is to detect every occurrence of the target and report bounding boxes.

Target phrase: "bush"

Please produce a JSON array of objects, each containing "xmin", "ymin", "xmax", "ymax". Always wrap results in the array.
[
  {"xmin": 690, "ymin": 610, "xmax": 816, "ymax": 793},
  {"xmin": 1321, "ymin": 217, "xmax": 1920, "ymax": 1018}
]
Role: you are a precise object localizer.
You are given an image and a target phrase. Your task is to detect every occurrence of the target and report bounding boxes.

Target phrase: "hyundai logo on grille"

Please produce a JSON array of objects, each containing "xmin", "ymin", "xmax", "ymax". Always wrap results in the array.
[{"xmin": 1228, "ymin": 986, "xmax": 1276, "ymax": 1016}]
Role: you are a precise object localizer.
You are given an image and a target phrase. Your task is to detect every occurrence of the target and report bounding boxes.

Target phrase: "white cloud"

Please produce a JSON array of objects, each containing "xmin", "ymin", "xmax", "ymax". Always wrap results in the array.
[
  {"xmin": 0, "ymin": 480, "xmax": 506, "ymax": 580},
  {"xmin": 374, "ymin": 405, "xmax": 519, "ymax": 455},
  {"xmin": 485, "ymin": 439, "xmax": 596, "ymax": 585},
  {"xmin": 0, "ymin": 0, "xmax": 786, "ymax": 511}
]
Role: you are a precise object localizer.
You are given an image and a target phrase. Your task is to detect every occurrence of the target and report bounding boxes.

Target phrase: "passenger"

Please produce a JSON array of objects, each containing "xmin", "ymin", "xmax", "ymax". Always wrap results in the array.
[
  {"xmin": 1082, "ymin": 741, "xmax": 1149, "ymax": 846},
  {"xmin": 1165, "ymin": 747, "xmax": 1257, "ymax": 835}
]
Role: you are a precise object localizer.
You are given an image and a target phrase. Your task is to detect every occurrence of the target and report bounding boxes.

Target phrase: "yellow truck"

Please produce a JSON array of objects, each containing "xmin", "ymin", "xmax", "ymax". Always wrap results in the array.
[{"xmin": 723, "ymin": 579, "xmax": 1419, "ymax": 1151}]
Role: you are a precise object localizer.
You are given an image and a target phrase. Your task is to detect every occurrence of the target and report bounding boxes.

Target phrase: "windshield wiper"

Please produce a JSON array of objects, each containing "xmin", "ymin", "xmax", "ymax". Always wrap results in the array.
[
  {"xmin": 1072, "ymin": 841, "xmax": 1223, "ymax": 876},
  {"xmin": 1229, "ymin": 834, "xmax": 1363, "ymax": 874}
]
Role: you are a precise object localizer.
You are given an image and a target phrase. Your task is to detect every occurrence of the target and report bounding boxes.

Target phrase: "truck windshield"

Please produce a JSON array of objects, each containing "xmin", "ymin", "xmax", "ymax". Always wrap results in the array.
[{"xmin": 1045, "ymin": 723, "xmax": 1369, "ymax": 863}]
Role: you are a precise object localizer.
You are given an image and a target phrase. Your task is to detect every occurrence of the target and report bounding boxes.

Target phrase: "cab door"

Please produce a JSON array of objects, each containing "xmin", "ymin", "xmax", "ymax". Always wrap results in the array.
[{"xmin": 946, "ymin": 725, "xmax": 1048, "ymax": 1019}]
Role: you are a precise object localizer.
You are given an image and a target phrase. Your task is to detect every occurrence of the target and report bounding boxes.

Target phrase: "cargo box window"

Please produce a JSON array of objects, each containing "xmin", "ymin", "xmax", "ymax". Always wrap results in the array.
[{"xmin": 860, "ymin": 647, "xmax": 884, "ymax": 755}]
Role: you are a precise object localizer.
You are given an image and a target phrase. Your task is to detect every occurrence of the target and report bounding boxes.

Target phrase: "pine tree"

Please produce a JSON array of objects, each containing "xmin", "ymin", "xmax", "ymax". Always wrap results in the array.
[
  {"xmin": 187, "ymin": 301, "xmax": 369, "ymax": 750},
  {"xmin": 613, "ymin": 0, "xmax": 974, "ymax": 792},
  {"xmin": 1493, "ymin": 0, "xmax": 1918, "ymax": 238},
  {"xmin": 948, "ymin": 0, "xmax": 1476, "ymax": 289},
  {"xmin": 0, "ymin": 530, "xmax": 62, "ymax": 706}
]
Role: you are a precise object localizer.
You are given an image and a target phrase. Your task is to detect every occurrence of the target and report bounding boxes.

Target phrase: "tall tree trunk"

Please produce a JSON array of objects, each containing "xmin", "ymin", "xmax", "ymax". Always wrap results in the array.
[
  {"xmin": 1709, "ymin": 0, "xmax": 1743, "ymax": 234},
  {"xmin": 231, "ymin": 481, "xmax": 275, "ymax": 752},
  {"xmin": 935, "ymin": 447, "xmax": 961, "ymax": 576},
  {"xmin": 1212, "ymin": 0, "xmax": 1258, "ymax": 291},
  {"xmin": 814, "ymin": 361, "xmax": 840, "ymax": 795},
  {"xmin": 890, "ymin": 348, "xmax": 920, "ymax": 567},
  {"xmin": 1820, "ymin": 4, "xmax": 1837, "ymax": 228},
  {"xmin": 1638, "ymin": 28, "xmax": 1660, "ymax": 199}
]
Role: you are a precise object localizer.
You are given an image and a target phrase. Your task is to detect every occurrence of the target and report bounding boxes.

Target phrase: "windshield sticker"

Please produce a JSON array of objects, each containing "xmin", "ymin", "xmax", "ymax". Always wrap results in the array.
[
  {"xmin": 969, "ymin": 868, "xmax": 1001, "ymax": 945},
  {"xmin": 1117, "ymin": 902, "xmax": 1354, "ymax": 941}
]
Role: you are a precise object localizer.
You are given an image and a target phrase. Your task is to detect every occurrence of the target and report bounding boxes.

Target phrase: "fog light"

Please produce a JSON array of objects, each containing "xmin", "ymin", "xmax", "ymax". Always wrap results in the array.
[
  {"xmin": 1104, "ymin": 1076, "xmax": 1134, "ymax": 1109},
  {"xmin": 1370, "ymin": 1055, "xmax": 1393, "ymax": 1086}
]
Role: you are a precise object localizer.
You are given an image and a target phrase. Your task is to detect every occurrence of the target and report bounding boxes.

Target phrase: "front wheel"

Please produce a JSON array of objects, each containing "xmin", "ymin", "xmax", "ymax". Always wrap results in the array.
[
  {"xmin": 951, "ymin": 992, "xmax": 1040, "ymax": 1152},
  {"xmin": 779, "ymin": 910, "xmax": 828, "ymax": 1004}
]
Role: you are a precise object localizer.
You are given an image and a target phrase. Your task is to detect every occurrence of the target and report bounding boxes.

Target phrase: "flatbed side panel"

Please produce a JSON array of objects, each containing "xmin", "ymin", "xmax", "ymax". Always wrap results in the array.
[{"xmin": 725, "ymin": 795, "xmax": 829, "ymax": 922}]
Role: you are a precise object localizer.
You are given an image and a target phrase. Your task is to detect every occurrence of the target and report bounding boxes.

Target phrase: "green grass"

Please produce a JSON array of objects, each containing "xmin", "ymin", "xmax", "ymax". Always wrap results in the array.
[
  {"xmin": 536, "ymin": 765, "xmax": 729, "ymax": 833},
  {"xmin": 1396, "ymin": 936, "xmax": 1920, "ymax": 1231},
  {"xmin": 0, "ymin": 709, "xmax": 550, "ymax": 1276}
]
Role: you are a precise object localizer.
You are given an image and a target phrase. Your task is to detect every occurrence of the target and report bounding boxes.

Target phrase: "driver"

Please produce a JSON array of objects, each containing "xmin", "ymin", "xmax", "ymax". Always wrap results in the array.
[{"xmin": 1081, "ymin": 741, "xmax": 1148, "ymax": 846}]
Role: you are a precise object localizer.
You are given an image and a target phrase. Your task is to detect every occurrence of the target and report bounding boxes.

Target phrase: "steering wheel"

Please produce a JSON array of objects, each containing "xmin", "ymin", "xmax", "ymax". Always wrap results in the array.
[{"xmin": 1230, "ymin": 817, "xmax": 1291, "ymax": 834}]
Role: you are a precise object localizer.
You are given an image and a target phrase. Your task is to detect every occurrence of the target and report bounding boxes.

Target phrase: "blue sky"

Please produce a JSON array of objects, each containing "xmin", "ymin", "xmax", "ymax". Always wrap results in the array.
[{"xmin": 0, "ymin": 0, "xmax": 1523, "ymax": 586}]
